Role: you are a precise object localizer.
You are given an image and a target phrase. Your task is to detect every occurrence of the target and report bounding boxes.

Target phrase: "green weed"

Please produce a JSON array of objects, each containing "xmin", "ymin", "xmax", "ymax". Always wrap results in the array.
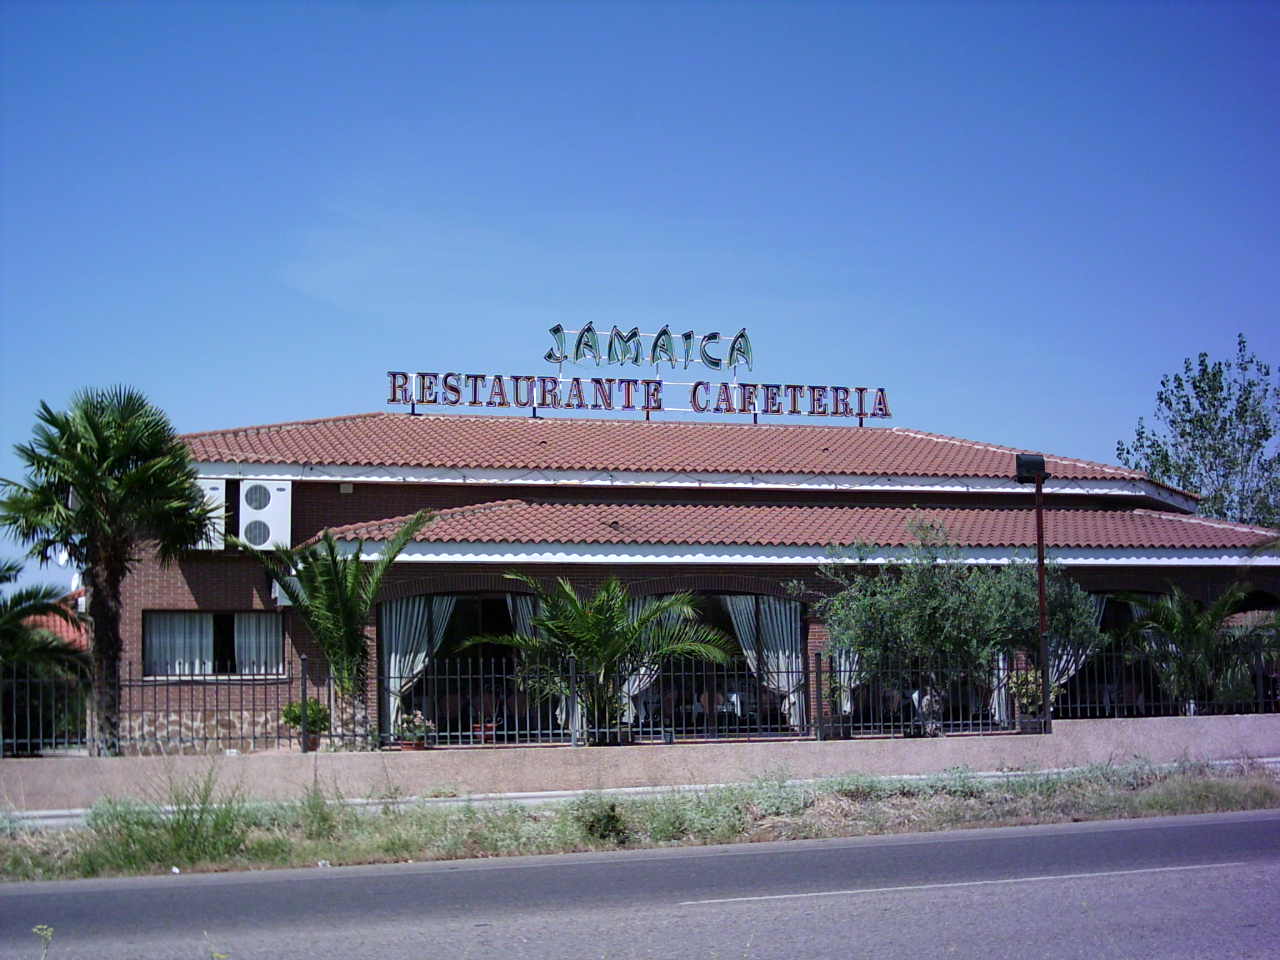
[
  {"xmin": 568, "ymin": 794, "xmax": 630, "ymax": 845},
  {"xmin": 3, "ymin": 760, "xmax": 1277, "ymax": 881},
  {"xmin": 33, "ymin": 925, "xmax": 54, "ymax": 960}
]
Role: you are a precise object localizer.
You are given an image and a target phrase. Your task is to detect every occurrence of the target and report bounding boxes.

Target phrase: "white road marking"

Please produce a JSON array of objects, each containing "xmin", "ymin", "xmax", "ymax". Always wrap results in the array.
[{"xmin": 678, "ymin": 860, "xmax": 1252, "ymax": 906}]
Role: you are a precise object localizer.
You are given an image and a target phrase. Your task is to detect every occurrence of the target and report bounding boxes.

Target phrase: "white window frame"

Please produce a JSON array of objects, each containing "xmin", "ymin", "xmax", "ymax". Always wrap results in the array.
[{"xmin": 142, "ymin": 611, "xmax": 286, "ymax": 679}]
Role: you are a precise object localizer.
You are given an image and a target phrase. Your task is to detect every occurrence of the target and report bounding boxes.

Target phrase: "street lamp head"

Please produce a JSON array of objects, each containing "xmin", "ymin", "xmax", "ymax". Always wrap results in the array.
[{"xmin": 1015, "ymin": 453, "xmax": 1050, "ymax": 484}]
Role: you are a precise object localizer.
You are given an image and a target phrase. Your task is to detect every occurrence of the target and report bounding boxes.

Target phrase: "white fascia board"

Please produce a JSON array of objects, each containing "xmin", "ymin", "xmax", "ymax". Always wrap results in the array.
[
  {"xmin": 196, "ymin": 462, "xmax": 1194, "ymax": 511},
  {"xmin": 337, "ymin": 541, "xmax": 1280, "ymax": 568}
]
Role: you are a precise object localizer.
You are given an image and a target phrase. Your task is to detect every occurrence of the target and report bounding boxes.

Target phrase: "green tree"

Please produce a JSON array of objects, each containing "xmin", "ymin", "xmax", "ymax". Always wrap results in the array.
[
  {"xmin": 814, "ymin": 521, "xmax": 1000, "ymax": 684},
  {"xmin": 0, "ymin": 560, "xmax": 90, "ymax": 754},
  {"xmin": 233, "ymin": 510, "xmax": 432, "ymax": 738},
  {"xmin": 472, "ymin": 574, "xmax": 735, "ymax": 741},
  {"xmin": 970, "ymin": 561, "xmax": 1106, "ymax": 681},
  {"xmin": 813, "ymin": 521, "xmax": 1104, "ymax": 708},
  {"xmin": 1124, "ymin": 583, "xmax": 1269, "ymax": 713},
  {"xmin": 0, "ymin": 387, "xmax": 215, "ymax": 754},
  {"xmin": 1117, "ymin": 334, "xmax": 1279, "ymax": 526},
  {"xmin": 0, "ymin": 559, "xmax": 89, "ymax": 674}
]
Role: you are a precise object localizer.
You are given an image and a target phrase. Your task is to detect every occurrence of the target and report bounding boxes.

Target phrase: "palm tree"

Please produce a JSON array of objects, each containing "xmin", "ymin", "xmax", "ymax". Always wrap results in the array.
[
  {"xmin": 0, "ymin": 387, "xmax": 215, "ymax": 754},
  {"xmin": 233, "ymin": 509, "xmax": 432, "ymax": 739},
  {"xmin": 0, "ymin": 559, "xmax": 89, "ymax": 674},
  {"xmin": 1125, "ymin": 583, "xmax": 1255, "ymax": 714},
  {"xmin": 1, "ymin": 560, "xmax": 90, "ymax": 754},
  {"xmin": 473, "ymin": 574, "xmax": 735, "ymax": 741}
]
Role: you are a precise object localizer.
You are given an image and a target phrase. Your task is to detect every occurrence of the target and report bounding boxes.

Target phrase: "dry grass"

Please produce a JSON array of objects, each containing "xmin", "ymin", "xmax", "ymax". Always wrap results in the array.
[{"xmin": 3, "ymin": 760, "xmax": 1278, "ymax": 882}]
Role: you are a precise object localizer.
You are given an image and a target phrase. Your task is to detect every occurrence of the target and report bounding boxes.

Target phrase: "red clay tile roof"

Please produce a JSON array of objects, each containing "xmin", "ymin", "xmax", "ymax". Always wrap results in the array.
[
  {"xmin": 25, "ymin": 589, "xmax": 89, "ymax": 650},
  {"xmin": 323, "ymin": 501, "xmax": 1279, "ymax": 551},
  {"xmin": 183, "ymin": 412, "xmax": 1170, "ymax": 486}
]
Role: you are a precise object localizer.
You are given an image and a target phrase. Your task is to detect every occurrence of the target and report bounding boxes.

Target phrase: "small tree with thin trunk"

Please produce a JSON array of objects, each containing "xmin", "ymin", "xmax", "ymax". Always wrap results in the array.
[
  {"xmin": 1, "ymin": 387, "xmax": 214, "ymax": 755},
  {"xmin": 232, "ymin": 510, "xmax": 432, "ymax": 743}
]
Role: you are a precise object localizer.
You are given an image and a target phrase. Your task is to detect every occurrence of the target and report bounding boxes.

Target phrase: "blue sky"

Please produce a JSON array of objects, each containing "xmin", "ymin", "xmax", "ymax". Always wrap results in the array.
[{"xmin": 2, "ymin": 1, "xmax": 1278, "ymax": 587}]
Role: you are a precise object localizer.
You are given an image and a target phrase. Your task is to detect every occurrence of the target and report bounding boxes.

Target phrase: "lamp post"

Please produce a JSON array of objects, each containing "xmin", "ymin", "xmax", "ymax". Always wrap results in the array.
[{"xmin": 1015, "ymin": 453, "xmax": 1053, "ymax": 733}]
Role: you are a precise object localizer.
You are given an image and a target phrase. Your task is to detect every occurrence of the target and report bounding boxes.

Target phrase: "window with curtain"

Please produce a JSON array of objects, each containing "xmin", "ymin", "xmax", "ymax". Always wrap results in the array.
[{"xmin": 143, "ymin": 612, "xmax": 283, "ymax": 676}]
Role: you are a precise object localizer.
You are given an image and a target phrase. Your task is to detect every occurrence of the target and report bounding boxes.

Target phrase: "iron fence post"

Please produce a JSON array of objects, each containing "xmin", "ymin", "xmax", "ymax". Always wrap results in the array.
[
  {"xmin": 300, "ymin": 654, "xmax": 309, "ymax": 753},
  {"xmin": 568, "ymin": 656, "xmax": 579, "ymax": 747},
  {"xmin": 1257, "ymin": 648, "xmax": 1266, "ymax": 716},
  {"xmin": 814, "ymin": 653, "xmax": 824, "ymax": 740}
]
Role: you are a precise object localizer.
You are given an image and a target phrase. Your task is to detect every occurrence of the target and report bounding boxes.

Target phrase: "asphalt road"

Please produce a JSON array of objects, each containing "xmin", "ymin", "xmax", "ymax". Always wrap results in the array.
[{"xmin": 2, "ymin": 811, "xmax": 1278, "ymax": 959}]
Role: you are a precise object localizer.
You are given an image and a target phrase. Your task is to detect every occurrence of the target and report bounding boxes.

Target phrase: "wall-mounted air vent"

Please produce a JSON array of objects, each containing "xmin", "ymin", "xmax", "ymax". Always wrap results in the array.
[
  {"xmin": 195, "ymin": 479, "xmax": 226, "ymax": 550},
  {"xmin": 238, "ymin": 480, "xmax": 292, "ymax": 550}
]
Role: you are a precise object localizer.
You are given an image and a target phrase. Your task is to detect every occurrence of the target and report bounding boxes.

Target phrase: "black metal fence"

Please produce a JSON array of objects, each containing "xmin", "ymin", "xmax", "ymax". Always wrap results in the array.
[
  {"xmin": 1053, "ymin": 649, "xmax": 1280, "ymax": 719},
  {"xmin": 816, "ymin": 652, "xmax": 1019, "ymax": 739},
  {"xmin": 5, "ymin": 646, "xmax": 1278, "ymax": 756},
  {"xmin": 2, "ymin": 660, "xmax": 312, "ymax": 757},
  {"xmin": 384, "ymin": 655, "xmax": 811, "ymax": 747},
  {"xmin": 1, "ymin": 662, "xmax": 91, "ymax": 756}
]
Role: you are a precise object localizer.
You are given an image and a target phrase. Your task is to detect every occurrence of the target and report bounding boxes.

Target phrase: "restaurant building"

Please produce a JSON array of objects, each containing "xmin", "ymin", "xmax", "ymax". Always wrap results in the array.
[{"xmin": 109, "ymin": 409, "xmax": 1280, "ymax": 748}]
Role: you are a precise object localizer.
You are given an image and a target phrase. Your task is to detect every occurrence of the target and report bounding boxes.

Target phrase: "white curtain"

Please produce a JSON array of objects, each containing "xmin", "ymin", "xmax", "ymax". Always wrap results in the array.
[
  {"xmin": 506, "ymin": 592, "xmax": 535, "ymax": 637},
  {"xmin": 144, "ymin": 613, "xmax": 213, "ymax": 676},
  {"xmin": 1044, "ymin": 594, "xmax": 1109, "ymax": 691},
  {"xmin": 1091, "ymin": 593, "xmax": 1108, "ymax": 630},
  {"xmin": 990, "ymin": 652, "xmax": 1010, "ymax": 724},
  {"xmin": 546, "ymin": 593, "xmax": 586, "ymax": 738},
  {"xmin": 723, "ymin": 595, "xmax": 807, "ymax": 729},
  {"xmin": 234, "ymin": 613, "xmax": 283, "ymax": 675},
  {"xmin": 831, "ymin": 647, "xmax": 860, "ymax": 714},
  {"xmin": 380, "ymin": 594, "xmax": 456, "ymax": 734},
  {"xmin": 622, "ymin": 596, "xmax": 669, "ymax": 723}
]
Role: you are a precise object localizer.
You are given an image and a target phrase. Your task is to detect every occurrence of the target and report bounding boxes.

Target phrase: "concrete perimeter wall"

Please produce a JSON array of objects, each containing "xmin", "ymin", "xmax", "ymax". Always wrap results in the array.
[{"xmin": 3, "ymin": 716, "xmax": 1279, "ymax": 812}]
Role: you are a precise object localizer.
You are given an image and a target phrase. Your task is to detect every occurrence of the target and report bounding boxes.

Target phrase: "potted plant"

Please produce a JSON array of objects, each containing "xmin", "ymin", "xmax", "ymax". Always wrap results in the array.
[
  {"xmin": 281, "ymin": 700, "xmax": 331, "ymax": 751},
  {"xmin": 395, "ymin": 710, "xmax": 436, "ymax": 750},
  {"xmin": 1008, "ymin": 669, "xmax": 1059, "ymax": 734}
]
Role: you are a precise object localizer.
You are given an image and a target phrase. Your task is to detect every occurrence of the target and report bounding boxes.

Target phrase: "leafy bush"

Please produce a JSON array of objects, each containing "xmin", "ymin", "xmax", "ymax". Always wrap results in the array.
[
  {"xmin": 568, "ymin": 794, "xmax": 630, "ymax": 845},
  {"xmin": 814, "ymin": 519, "xmax": 1105, "ymax": 687},
  {"xmin": 281, "ymin": 700, "xmax": 331, "ymax": 733},
  {"xmin": 644, "ymin": 797, "xmax": 690, "ymax": 843}
]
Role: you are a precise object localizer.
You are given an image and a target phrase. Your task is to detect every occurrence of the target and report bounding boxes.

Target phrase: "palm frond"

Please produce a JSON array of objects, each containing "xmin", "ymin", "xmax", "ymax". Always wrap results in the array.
[
  {"xmin": 2, "ymin": 628, "xmax": 91, "ymax": 675},
  {"xmin": 230, "ymin": 511, "xmax": 433, "ymax": 700}
]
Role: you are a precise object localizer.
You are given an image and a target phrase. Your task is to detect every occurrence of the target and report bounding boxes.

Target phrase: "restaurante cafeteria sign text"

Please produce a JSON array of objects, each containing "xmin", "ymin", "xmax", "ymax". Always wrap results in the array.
[{"xmin": 386, "ymin": 325, "xmax": 891, "ymax": 419}]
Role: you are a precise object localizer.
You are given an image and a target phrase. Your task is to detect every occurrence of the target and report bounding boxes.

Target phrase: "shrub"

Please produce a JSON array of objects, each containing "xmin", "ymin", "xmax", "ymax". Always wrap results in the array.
[
  {"xmin": 297, "ymin": 784, "xmax": 345, "ymax": 841},
  {"xmin": 76, "ymin": 770, "xmax": 252, "ymax": 874},
  {"xmin": 568, "ymin": 794, "xmax": 630, "ymax": 845},
  {"xmin": 281, "ymin": 700, "xmax": 331, "ymax": 734},
  {"xmin": 644, "ymin": 798, "xmax": 690, "ymax": 843}
]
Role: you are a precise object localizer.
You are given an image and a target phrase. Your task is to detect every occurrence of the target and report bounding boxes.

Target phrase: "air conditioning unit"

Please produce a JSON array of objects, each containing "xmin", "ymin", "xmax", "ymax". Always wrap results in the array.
[
  {"xmin": 238, "ymin": 479, "xmax": 292, "ymax": 550},
  {"xmin": 195, "ymin": 478, "xmax": 226, "ymax": 550}
]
